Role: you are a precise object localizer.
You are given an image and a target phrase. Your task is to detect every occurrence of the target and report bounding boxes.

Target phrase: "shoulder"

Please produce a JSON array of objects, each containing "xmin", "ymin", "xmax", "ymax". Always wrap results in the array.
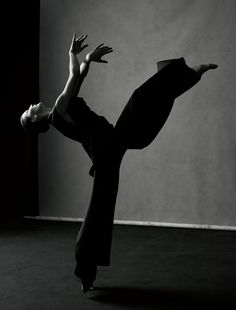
[{"xmin": 52, "ymin": 103, "xmax": 75, "ymax": 126}]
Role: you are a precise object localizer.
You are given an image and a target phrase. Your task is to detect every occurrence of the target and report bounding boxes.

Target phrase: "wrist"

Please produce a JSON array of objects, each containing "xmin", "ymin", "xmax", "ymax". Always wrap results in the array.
[
  {"xmin": 69, "ymin": 50, "xmax": 76, "ymax": 56},
  {"xmin": 84, "ymin": 54, "xmax": 91, "ymax": 63},
  {"xmin": 70, "ymin": 67, "xmax": 80, "ymax": 77}
]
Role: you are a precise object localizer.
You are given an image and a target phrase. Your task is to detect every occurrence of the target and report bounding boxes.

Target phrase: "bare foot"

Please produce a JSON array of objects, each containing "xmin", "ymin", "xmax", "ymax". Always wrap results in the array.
[{"xmin": 192, "ymin": 64, "xmax": 218, "ymax": 78}]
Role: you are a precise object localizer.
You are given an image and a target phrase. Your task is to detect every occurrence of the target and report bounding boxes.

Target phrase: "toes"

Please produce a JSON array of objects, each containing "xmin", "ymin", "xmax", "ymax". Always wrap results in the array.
[{"xmin": 209, "ymin": 64, "xmax": 218, "ymax": 69}]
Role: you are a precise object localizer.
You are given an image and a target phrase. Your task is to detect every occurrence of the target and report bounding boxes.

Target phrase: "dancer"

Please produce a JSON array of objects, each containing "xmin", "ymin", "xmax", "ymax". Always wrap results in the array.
[{"xmin": 20, "ymin": 33, "xmax": 217, "ymax": 293}]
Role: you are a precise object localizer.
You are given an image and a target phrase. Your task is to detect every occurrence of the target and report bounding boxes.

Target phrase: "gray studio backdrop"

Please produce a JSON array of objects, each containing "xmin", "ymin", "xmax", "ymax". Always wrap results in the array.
[{"xmin": 38, "ymin": 0, "xmax": 236, "ymax": 227}]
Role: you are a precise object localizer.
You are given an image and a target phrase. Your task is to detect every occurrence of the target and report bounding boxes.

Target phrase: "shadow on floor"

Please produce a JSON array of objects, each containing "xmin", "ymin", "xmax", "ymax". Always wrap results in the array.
[{"xmin": 91, "ymin": 286, "xmax": 234, "ymax": 310}]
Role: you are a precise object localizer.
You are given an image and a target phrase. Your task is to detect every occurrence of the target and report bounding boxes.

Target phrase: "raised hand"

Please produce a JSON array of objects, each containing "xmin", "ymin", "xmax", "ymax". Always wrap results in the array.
[
  {"xmin": 85, "ymin": 44, "xmax": 113, "ymax": 64},
  {"xmin": 69, "ymin": 33, "xmax": 89, "ymax": 55}
]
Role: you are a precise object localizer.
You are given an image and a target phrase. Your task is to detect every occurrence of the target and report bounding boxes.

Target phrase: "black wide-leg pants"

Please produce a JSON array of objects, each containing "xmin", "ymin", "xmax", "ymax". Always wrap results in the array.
[{"xmin": 75, "ymin": 57, "xmax": 200, "ymax": 273}]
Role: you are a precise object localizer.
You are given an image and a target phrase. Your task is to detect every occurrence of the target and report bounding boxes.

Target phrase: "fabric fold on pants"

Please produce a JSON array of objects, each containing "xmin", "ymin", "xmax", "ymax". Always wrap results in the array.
[{"xmin": 74, "ymin": 57, "xmax": 200, "ymax": 272}]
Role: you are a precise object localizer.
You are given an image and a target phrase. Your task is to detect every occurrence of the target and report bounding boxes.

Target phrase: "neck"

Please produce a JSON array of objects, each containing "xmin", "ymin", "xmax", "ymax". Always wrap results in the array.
[{"xmin": 48, "ymin": 111, "xmax": 53, "ymax": 124}]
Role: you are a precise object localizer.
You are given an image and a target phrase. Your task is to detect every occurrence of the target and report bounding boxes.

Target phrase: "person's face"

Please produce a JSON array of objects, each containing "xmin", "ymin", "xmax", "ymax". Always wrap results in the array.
[{"xmin": 26, "ymin": 102, "xmax": 50, "ymax": 122}]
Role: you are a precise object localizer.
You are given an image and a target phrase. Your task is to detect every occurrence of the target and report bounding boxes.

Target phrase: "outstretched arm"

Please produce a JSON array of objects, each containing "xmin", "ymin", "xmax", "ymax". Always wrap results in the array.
[
  {"xmin": 55, "ymin": 34, "xmax": 113, "ymax": 123},
  {"xmin": 73, "ymin": 43, "xmax": 113, "ymax": 97},
  {"xmin": 55, "ymin": 33, "xmax": 88, "ymax": 119}
]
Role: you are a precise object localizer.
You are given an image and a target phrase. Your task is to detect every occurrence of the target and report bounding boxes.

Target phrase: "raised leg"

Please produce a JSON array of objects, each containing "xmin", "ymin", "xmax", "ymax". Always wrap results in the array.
[
  {"xmin": 115, "ymin": 57, "xmax": 203, "ymax": 149},
  {"xmin": 115, "ymin": 58, "xmax": 218, "ymax": 150}
]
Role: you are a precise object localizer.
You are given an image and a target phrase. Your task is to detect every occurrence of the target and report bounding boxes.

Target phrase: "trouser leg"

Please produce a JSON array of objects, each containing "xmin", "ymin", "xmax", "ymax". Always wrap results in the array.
[
  {"xmin": 74, "ymin": 146, "xmax": 125, "ymax": 277},
  {"xmin": 115, "ymin": 57, "xmax": 200, "ymax": 149}
]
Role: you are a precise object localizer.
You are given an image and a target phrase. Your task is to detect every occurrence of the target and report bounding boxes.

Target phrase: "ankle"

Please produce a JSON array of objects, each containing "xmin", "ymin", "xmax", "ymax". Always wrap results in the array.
[
  {"xmin": 191, "ymin": 64, "xmax": 218, "ymax": 78},
  {"xmin": 191, "ymin": 65, "xmax": 204, "ymax": 78}
]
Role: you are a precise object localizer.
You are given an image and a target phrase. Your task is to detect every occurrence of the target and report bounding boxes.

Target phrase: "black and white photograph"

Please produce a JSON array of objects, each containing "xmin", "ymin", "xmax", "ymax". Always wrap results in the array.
[{"xmin": 1, "ymin": 0, "xmax": 236, "ymax": 309}]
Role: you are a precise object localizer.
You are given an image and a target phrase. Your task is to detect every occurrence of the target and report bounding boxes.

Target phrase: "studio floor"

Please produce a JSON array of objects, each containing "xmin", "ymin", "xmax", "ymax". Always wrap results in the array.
[{"xmin": 0, "ymin": 218, "xmax": 235, "ymax": 310}]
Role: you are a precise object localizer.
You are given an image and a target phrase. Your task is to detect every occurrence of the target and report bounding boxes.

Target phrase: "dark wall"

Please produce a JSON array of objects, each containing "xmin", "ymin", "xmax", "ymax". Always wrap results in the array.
[{"xmin": 2, "ymin": 2, "xmax": 39, "ymax": 218}]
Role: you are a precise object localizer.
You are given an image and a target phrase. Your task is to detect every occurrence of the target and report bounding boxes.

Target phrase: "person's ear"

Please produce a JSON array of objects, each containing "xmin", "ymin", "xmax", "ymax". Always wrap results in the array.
[{"xmin": 31, "ymin": 115, "xmax": 38, "ymax": 122}]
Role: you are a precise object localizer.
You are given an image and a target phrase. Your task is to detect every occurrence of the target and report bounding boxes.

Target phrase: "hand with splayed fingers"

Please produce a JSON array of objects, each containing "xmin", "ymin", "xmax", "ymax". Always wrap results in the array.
[
  {"xmin": 85, "ymin": 43, "xmax": 113, "ymax": 64},
  {"xmin": 69, "ymin": 33, "xmax": 89, "ymax": 55}
]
